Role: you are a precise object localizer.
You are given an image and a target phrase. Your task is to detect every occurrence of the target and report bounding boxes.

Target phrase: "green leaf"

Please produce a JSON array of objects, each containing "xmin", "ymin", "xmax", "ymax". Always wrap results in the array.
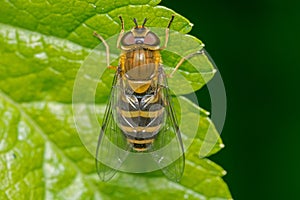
[{"xmin": 0, "ymin": 0, "xmax": 232, "ymax": 199}]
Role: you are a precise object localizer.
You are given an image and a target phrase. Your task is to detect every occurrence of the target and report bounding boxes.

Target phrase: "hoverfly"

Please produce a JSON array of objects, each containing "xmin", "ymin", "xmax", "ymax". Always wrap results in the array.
[{"xmin": 94, "ymin": 15, "xmax": 201, "ymax": 182}]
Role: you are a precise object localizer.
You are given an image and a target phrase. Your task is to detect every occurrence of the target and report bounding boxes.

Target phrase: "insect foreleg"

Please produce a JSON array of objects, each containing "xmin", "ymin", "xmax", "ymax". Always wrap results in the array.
[
  {"xmin": 116, "ymin": 16, "xmax": 125, "ymax": 49},
  {"xmin": 160, "ymin": 15, "xmax": 175, "ymax": 50},
  {"xmin": 93, "ymin": 31, "xmax": 111, "ymax": 68},
  {"xmin": 168, "ymin": 49, "xmax": 205, "ymax": 78}
]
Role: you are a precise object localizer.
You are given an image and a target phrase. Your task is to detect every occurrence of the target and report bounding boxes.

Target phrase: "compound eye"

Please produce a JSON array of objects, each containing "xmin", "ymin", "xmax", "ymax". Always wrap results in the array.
[
  {"xmin": 144, "ymin": 32, "xmax": 160, "ymax": 46},
  {"xmin": 121, "ymin": 32, "xmax": 135, "ymax": 46}
]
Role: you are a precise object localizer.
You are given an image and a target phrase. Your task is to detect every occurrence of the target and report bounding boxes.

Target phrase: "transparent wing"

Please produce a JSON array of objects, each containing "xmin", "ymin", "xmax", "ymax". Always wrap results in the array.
[
  {"xmin": 151, "ymin": 68, "xmax": 185, "ymax": 182},
  {"xmin": 96, "ymin": 71, "xmax": 130, "ymax": 181}
]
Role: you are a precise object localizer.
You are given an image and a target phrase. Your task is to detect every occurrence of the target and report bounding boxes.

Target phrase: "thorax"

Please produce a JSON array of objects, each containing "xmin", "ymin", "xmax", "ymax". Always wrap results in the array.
[{"xmin": 119, "ymin": 48, "xmax": 161, "ymax": 94}]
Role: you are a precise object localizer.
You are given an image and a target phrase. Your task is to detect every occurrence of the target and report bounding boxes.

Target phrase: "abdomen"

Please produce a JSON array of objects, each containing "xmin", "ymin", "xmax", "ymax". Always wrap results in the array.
[{"xmin": 116, "ymin": 92, "xmax": 165, "ymax": 152}]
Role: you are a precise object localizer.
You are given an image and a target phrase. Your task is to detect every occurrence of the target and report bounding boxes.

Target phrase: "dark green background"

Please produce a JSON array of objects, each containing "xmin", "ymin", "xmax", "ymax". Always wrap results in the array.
[{"xmin": 161, "ymin": 0, "xmax": 300, "ymax": 199}]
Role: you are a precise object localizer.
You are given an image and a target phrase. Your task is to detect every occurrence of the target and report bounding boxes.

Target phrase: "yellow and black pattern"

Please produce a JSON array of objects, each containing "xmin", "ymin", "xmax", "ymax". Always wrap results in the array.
[
  {"xmin": 95, "ymin": 16, "xmax": 184, "ymax": 182},
  {"xmin": 114, "ymin": 47, "xmax": 164, "ymax": 152},
  {"xmin": 116, "ymin": 88, "xmax": 165, "ymax": 151}
]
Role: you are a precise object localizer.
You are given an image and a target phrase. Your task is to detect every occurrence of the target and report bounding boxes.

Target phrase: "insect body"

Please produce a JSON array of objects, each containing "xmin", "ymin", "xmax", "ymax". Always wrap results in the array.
[
  {"xmin": 117, "ymin": 19, "xmax": 166, "ymax": 152},
  {"xmin": 94, "ymin": 16, "xmax": 187, "ymax": 182}
]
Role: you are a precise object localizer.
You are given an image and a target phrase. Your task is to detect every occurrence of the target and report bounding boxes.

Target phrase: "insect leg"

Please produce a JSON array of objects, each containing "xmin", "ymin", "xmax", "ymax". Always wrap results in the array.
[
  {"xmin": 168, "ymin": 49, "xmax": 205, "ymax": 78},
  {"xmin": 160, "ymin": 15, "xmax": 175, "ymax": 50},
  {"xmin": 116, "ymin": 16, "xmax": 125, "ymax": 49},
  {"xmin": 93, "ymin": 31, "xmax": 111, "ymax": 68}
]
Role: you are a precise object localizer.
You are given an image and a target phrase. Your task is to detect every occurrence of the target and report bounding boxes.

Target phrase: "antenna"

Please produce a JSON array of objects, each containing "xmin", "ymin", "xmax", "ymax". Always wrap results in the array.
[
  {"xmin": 133, "ymin": 18, "xmax": 138, "ymax": 28},
  {"xmin": 142, "ymin": 18, "xmax": 147, "ymax": 27}
]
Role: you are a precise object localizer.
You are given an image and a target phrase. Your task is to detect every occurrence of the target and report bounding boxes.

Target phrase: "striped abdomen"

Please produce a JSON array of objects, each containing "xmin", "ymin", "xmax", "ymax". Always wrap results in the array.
[{"xmin": 116, "ymin": 92, "xmax": 165, "ymax": 151}]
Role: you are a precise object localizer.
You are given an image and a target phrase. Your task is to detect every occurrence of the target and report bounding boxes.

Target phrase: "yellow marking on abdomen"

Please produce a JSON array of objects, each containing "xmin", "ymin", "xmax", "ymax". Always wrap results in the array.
[
  {"xmin": 119, "ymin": 124, "xmax": 161, "ymax": 133},
  {"xmin": 133, "ymin": 147, "xmax": 148, "ymax": 152},
  {"xmin": 127, "ymin": 138, "xmax": 154, "ymax": 144},
  {"xmin": 117, "ymin": 107, "xmax": 164, "ymax": 118}
]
